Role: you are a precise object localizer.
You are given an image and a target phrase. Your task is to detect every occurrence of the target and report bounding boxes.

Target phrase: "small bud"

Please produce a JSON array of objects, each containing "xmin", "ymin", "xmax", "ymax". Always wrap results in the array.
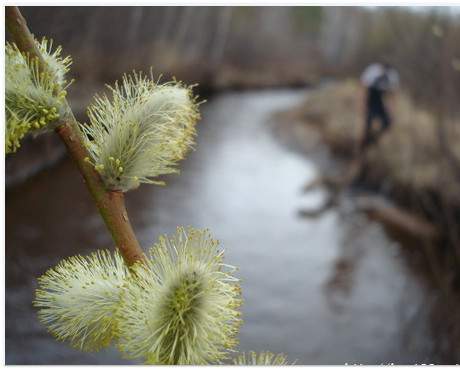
[{"xmin": 233, "ymin": 352, "xmax": 292, "ymax": 365}]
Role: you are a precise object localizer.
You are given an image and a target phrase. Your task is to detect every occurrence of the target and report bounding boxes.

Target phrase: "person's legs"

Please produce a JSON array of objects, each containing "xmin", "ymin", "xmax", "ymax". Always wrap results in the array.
[
  {"xmin": 375, "ymin": 108, "xmax": 391, "ymax": 142},
  {"xmin": 361, "ymin": 110, "xmax": 374, "ymax": 149}
]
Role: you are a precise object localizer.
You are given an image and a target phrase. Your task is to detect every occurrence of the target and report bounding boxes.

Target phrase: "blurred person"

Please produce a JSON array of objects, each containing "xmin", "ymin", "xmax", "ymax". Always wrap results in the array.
[{"xmin": 360, "ymin": 61, "xmax": 399, "ymax": 150}]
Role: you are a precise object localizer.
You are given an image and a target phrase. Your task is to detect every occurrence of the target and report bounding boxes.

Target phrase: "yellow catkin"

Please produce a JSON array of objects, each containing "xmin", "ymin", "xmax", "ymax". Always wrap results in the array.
[
  {"xmin": 5, "ymin": 38, "xmax": 72, "ymax": 154},
  {"xmin": 81, "ymin": 71, "xmax": 201, "ymax": 192},
  {"xmin": 34, "ymin": 250, "xmax": 129, "ymax": 352},
  {"xmin": 233, "ymin": 351, "xmax": 292, "ymax": 365},
  {"xmin": 117, "ymin": 226, "xmax": 242, "ymax": 364}
]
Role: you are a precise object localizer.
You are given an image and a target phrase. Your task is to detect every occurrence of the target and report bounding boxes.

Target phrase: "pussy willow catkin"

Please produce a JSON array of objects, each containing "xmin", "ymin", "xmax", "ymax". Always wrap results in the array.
[
  {"xmin": 34, "ymin": 250, "xmax": 129, "ymax": 352},
  {"xmin": 81, "ymin": 72, "xmax": 200, "ymax": 192},
  {"xmin": 117, "ymin": 226, "xmax": 242, "ymax": 364},
  {"xmin": 233, "ymin": 351, "xmax": 291, "ymax": 365},
  {"xmin": 5, "ymin": 38, "xmax": 72, "ymax": 154}
]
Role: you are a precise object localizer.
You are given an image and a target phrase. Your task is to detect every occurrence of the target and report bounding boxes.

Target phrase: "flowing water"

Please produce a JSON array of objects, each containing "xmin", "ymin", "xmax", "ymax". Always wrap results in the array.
[{"xmin": 6, "ymin": 89, "xmax": 439, "ymax": 364}]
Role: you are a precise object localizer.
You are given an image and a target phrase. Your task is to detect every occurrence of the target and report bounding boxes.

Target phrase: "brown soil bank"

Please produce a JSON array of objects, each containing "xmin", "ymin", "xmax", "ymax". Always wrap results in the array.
[
  {"xmin": 278, "ymin": 80, "xmax": 460, "ymax": 361},
  {"xmin": 281, "ymin": 79, "xmax": 460, "ymax": 223}
]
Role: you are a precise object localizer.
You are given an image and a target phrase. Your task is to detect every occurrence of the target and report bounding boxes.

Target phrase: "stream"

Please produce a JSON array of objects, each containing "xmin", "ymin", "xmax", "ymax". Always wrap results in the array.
[{"xmin": 6, "ymin": 89, "xmax": 440, "ymax": 364}]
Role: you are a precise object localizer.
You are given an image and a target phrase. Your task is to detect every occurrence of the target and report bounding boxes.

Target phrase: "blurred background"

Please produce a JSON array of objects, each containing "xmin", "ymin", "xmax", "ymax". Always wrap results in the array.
[{"xmin": 5, "ymin": 6, "xmax": 460, "ymax": 364}]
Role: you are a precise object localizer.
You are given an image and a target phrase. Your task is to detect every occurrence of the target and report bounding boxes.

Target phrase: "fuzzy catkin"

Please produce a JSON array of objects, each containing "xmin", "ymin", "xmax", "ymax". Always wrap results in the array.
[
  {"xmin": 81, "ymin": 72, "xmax": 200, "ymax": 192},
  {"xmin": 233, "ymin": 351, "xmax": 291, "ymax": 365},
  {"xmin": 34, "ymin": 250, "xmax": 129, "ymax": 352},
  {"xmin": 5, "ymin": 38, "xmax": 72, "ymax": 154},
  {"xmin": 117, "ymin": 226, "xmax": 242, "ymax": 364}
]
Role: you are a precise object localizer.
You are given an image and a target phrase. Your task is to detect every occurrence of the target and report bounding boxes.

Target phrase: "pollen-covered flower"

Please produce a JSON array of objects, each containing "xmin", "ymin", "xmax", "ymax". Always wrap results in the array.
[
  {"xmin": 34, "ymin": 249, "xmax": 129, "ymax": 352},
  {"xmin": 233, "ymin": 351, "xmax": 291, "ymax": 365},
  {"xmin": 81, "ymin": 72, "xmax": 200, "ymax": 192},
  {"xmin": 5, "ymin": 111, "xmax": 31, "ymax": 154},
  {"xmin": 5, "ymin": 38, "xmax": 72, "ymax": 154},
  {"xmin": 117, "ymin": 227, "xmax": 242, "ymax": 364}
]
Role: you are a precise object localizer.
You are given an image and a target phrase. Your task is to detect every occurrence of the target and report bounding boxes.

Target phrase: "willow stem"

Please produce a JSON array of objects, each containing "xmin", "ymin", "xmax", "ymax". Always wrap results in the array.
[{"xmin": 6, "ymin": 6, "xmax": 145, "ymax": 266}]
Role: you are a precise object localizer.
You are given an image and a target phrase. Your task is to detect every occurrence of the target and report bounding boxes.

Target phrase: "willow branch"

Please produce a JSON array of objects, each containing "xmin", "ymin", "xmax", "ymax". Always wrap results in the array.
[{"xmin": 6, "ymin": 6, "xmax": 145, "ymax": 266}]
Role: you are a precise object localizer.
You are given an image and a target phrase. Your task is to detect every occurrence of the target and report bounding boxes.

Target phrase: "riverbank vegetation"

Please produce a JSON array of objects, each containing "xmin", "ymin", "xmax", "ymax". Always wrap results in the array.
[
  {"xmin": 8, "ymin": 7, "xmax": 459, "ymax": 187},
  {"xmin": 278, "ymin": 79, "xmax": 460, "ymax": 360},
  {"xmin": 283, "ymin": 80, "xmax": 460, "ymax": 205}
]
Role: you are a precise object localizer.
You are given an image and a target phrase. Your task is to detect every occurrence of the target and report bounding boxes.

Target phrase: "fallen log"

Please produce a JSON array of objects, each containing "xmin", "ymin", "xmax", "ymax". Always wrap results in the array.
[{"xmin": 355, "ymin": 195, "xmax": 441, "ymax": 242}]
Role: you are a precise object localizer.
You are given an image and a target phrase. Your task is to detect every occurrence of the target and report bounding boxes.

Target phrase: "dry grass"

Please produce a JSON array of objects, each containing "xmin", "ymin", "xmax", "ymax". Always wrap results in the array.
[
  {"xmin": 285, "ymin": 80, "xmax": 460, "ymax": 361},
  {"xmin": 288, "ymin": 80, "xmax": 460, "ymax": 205}
]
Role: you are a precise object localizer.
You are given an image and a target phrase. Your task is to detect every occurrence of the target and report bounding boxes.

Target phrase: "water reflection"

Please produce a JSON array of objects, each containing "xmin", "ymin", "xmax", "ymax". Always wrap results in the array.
[{"xmin": 6, "ymin": 90, "xmax": 437, "ymax": 364}]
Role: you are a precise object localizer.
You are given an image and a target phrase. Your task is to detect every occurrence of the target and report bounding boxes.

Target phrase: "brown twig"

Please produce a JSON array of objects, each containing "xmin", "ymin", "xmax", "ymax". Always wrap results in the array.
[{"xmin": 6, "ymin": 6, "xmax": 145, "ymax": 266}]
